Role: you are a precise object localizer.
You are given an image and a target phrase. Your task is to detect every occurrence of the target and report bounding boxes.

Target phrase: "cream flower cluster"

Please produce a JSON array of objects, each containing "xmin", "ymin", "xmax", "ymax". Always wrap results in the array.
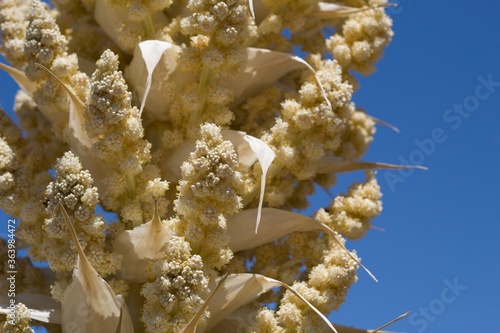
[{"xmin": 0, "ymin": 0, "xmax": 405, "ymax": 332}]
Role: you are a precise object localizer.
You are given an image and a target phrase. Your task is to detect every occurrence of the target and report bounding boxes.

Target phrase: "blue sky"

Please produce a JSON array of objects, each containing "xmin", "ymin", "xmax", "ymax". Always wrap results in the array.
[
  {"xmin": 1, "ymin": 1, "xmax": 499, "ymax": 332},
  {"xmin": 306, "ymin": 1, "xmax": 500, "ymax": 332}
]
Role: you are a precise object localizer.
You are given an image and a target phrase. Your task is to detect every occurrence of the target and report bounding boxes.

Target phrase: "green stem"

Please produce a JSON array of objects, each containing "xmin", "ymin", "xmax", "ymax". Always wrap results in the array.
[
  {"xmin": 118, "ymin": 150, "xmax": 137, "ymax": 199},
  {"xmin": 293, "ymin": 128, "xmax": 313, "ymax": 147},
  {"xmin": 142, "ymin": 14, "xmax": 155, "ymax": 38},
  {"xmin": 191, "ymin": 241, "xmax": 200, "ymax": 255},
  {"xmin": 126, "ymin": 174, "xmax": 137, "ymax": 199},
  {"xmin": 188, "ymin": 66, "xmax": 212, "ymax": 132}
]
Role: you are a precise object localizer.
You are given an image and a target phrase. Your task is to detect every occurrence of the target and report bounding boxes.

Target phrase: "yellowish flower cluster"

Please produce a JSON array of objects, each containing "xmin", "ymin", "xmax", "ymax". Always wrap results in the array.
[
  {"xmin": 179, "ymin": 0, "xmax": 256, "ymax": 74},
  {"xmin": 327, "ymin": 0, "xmax": 394, "ymax": 76},
  {"xmin": 0, "ymin": 106, "xmax": 54, "ymax": 262},
  {"xmin": 1, "ymin": 303, "xmax": 34, "ymax": 333},
  {"xmin": 86, "ymin": 49, "xmax": 168, "ymax": 225},
  {"xmin": 142, "ymin": 236, "xmax": 208, "ymax": 333},
  {"xmin": 23, "ymin": 1, "xmax": 89, "ymax": 138},
  {"xmin": 0, "ymin": 0, "xmax": 31, "ymax": 68},
  {"xmin": 316, "ymin": 171, "xmax": 382, "ymax": 240},
  {"xmin": 0, "ymin": 0, "xmax": 411, "ymax": 332},
  {"xmin": 174, "ymin": 123, "xmax": 242, "ymax": 269},
  {"xmin": 44, "ymin": 151, "xmax": 123, "ymax": 301}
]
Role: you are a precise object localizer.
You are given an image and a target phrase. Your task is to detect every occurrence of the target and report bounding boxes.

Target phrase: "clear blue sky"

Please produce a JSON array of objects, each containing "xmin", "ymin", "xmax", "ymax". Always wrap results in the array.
[
  {"xmin": 1, "ymin": 1, "xmax": 499, "ymax": 332},
  {"xmin": 306, "ymin": 1, "xmax": 500, "ymax": 332}
]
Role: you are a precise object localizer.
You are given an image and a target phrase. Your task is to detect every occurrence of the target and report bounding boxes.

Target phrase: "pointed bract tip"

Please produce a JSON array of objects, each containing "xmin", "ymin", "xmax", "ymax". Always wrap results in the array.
[
  {"xmin": 372, "ymin": 311, "xmax": 410, "ymax": 333},
  {"xmin": 369, "ymin": 115, "xmax": 400, "ymax": 133}
]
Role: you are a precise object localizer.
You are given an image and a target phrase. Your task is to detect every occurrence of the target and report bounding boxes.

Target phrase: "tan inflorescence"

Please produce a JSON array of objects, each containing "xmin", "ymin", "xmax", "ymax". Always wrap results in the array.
[{"xmin": 0, "ymin": 0, "xmax": 398, "ymax": 332}]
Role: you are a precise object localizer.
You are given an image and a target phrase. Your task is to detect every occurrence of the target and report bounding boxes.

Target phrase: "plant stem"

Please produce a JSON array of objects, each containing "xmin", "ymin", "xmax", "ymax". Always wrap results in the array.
[
  {"xmin": 189, "ymin": 65, "xmax": 212, "ymax": 132},
  {"xmin": 143, "ymin": 14, "xmax": 155, "ymax": 38},
  {"xmin": 118, "ymin": 150, "xmax": 137, "ymax": 200}
]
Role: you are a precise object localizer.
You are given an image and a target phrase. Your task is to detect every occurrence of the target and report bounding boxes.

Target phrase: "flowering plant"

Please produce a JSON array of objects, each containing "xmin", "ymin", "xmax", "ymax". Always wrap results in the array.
[{"xmin": 0, "ymin": 0, "xmax": 413, "ymax": 332}]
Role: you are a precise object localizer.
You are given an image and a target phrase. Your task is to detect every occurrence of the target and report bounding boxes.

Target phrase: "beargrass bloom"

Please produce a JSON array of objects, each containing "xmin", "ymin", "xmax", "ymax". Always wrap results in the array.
[{"xmin": 0, "ymin": 0, "xmax": 417, "ymax": 332}]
